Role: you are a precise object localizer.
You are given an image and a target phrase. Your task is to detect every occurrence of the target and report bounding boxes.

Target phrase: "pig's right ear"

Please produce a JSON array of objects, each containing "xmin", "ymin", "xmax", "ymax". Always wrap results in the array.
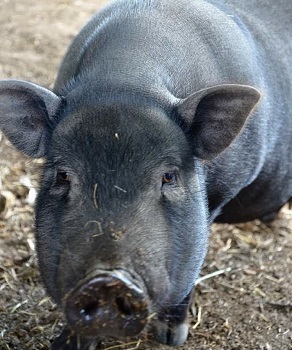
[{"xmin": 0, "ymin": 80, "xmax": 63, "ymax": 158}]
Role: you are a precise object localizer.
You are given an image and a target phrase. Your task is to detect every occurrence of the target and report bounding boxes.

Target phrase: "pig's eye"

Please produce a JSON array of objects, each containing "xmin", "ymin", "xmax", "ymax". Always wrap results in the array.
[
  {"xmin": 56, "ymin": 171, "xmax": 71, "ymax": 185},
  {"xmin": 162, "ymin": 172, "xmax": 176, "ymax": 186}
]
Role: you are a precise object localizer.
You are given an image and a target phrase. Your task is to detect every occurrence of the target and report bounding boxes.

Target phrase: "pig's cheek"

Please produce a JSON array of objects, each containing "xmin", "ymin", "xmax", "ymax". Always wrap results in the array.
[
  {"xmin": 163, "ymin": 174, "xmax": 208, "ymax": 304},
  {"xmin": 35, "ymin": 202, "xmax": 63, "ymax": 302}
]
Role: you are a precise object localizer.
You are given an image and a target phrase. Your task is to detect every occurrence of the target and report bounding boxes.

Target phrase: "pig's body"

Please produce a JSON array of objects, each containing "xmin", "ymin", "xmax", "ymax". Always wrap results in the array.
[
  {"xmin": 54, "ymin": 0, "xmax": 291, "ymax": 222},
  {"xmin": 0, "ymin": 0, "xmax": 291, "ymax": 349}
]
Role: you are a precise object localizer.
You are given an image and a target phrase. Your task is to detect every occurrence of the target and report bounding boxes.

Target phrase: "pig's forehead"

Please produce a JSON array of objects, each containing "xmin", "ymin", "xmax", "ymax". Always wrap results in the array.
[
  {"xmin": 52, "ymin": 105, "xmax": 190, "ymax": 163},
  {"xmin": 49, "ymin": 106, "xmax": 194, "ymax": 181}
]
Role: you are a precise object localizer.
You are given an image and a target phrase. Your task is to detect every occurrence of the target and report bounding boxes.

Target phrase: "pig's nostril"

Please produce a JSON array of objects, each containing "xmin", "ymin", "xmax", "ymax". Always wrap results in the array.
[
  {"xmin": 65, "ymin": 271, "xmax": 149, "ymax": 338},
  {"xmin": 80, "ymin": 301, "xmax": 100, "ymax": 321},
  {"xmin": 116, "ymin": 296, "xmax": 133, "ymax": 316}
]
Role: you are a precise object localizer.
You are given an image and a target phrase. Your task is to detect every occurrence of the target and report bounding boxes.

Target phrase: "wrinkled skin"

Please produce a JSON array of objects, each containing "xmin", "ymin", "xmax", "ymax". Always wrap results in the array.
[{"xmin": 0, "ymin": 0, "xmax": 291, "ymax": 348}]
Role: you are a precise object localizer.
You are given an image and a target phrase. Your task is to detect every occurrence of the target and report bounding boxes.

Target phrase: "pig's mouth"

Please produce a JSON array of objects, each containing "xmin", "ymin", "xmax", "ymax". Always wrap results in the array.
[{"xmin": 63, "ymin": 269, "xmax": 149, "ymax": 338}]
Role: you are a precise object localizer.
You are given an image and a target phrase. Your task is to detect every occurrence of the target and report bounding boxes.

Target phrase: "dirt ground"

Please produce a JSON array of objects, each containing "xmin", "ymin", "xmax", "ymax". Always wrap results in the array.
[{"xmin": 0, "ymin": 1, "xmax": 291, "ymax": 349}]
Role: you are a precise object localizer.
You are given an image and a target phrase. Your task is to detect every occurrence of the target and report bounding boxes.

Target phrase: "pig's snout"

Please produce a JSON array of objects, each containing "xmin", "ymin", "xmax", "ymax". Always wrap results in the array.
[{"xmin": 64, "ymin": 270, "xmax": 149, "ymax": 338}]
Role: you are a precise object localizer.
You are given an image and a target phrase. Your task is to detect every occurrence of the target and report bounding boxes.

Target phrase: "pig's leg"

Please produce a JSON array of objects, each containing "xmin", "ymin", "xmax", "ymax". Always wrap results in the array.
[{"xmin": 155, "ymin": 292, "xmax": 193, "ymax": 346}]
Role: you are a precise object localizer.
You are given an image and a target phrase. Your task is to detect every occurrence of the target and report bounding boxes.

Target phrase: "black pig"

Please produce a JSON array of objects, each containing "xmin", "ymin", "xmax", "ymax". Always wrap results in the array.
[{"xmin": 0, "ymin": 0, "xmax": 291, "ymax": 348}]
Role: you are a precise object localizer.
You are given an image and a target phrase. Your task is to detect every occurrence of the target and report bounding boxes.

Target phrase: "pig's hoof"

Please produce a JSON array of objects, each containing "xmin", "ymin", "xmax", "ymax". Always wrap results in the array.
[
  {"xmin": 155, "ymin": 322, "xmax": 189, "ymax": 346},
  {"xmin": 51, "ymin": 327, "xmax": 100, "ymax": 350}
]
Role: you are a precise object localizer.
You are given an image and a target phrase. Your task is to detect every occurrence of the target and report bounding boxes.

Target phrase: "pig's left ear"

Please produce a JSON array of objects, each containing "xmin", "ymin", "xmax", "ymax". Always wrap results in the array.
[
  {"xmin": 175, "ymin": 84, "xmax": 261, "ymax": 159},
  {"xmin": 0, "ymin": 80, "xmax": 62, "ymax": 158}
]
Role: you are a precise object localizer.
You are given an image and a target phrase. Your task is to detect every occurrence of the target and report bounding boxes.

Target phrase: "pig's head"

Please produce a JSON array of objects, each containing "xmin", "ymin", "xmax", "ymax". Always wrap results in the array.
[{"xmin": 0, "ymin": 80, "xmax": 260, "ymax": 346}]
